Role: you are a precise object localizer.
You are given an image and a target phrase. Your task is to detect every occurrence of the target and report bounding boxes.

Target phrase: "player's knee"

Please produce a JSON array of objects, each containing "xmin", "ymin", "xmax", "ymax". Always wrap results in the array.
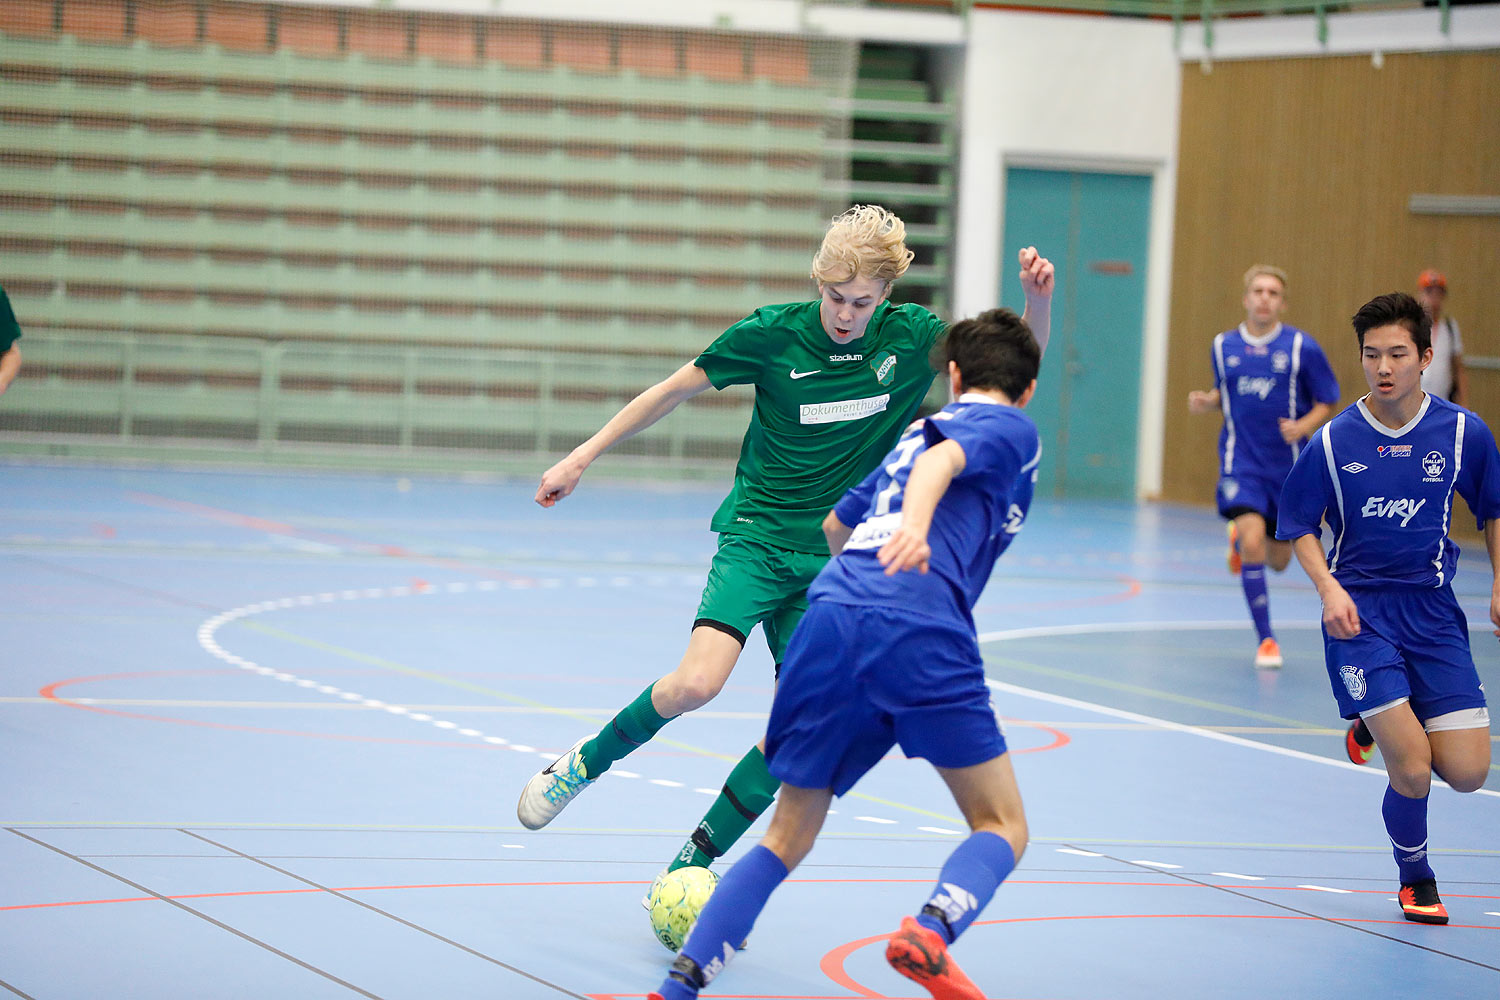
[
  {"xmin": 1387, "ymin": 762, "xmax": 1433, "ymax": 798},
  {"xmin": 655, "ymin": 668, "xmax": 728, "ymax": 714},
  {"xmin": 1433, "ymin": 759, "xmax": 1489, "ymax": 793}
]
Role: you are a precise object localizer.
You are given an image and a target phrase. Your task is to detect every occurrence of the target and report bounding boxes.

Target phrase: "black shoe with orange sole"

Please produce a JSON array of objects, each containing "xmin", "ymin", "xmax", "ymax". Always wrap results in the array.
[{"xmin": 1399, "ymin": 879, "xmax": 1449, "ymax": 924}]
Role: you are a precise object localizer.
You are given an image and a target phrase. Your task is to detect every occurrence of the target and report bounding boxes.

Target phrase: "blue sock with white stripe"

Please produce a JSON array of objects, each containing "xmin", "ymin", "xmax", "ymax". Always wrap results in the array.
[
  {"xmin": 915, "ymin": 831, "xmax": 1016, "ymax": 944},
  {"xmin": 1239, "ymin": 563, "xmax": 1273, "ymax": 642},
  {"xmin": 656, "ymin": 845, "xmax": 788, "ymax": 999},
  {"xmin": 1382, "ymin": 784, "xmax": 1435, "ymax": 884}
]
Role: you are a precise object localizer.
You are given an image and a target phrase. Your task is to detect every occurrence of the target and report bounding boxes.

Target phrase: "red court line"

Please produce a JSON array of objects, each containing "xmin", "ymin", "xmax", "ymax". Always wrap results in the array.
[
  {"xmin": 977, "ymin": 572, "xmax": 1144, "ymax": 615},
  {"xmin": 125, "ymin": 490, "xmax": 533, "ymax": 579},
  {"xmin": 820, "ymin": 912, "xmax": 1500, "ymax": 998},
  {"xmin": 10, "ymin": 874, "xmax": 1494, "ymax": 914}
]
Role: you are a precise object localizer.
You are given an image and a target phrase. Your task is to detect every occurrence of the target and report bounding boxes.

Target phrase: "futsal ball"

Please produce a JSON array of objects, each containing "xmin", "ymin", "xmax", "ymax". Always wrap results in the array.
[{"xmin": 647, "ymin": 866, "xmax": 719, "ymax": 951}]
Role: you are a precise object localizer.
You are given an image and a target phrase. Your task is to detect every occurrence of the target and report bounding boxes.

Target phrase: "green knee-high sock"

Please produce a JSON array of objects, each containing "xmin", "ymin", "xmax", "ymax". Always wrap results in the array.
[
  {"xmin": 668, "ymin": 744, "xmax": 781, "ymax": 872},
  {"xmin": 580, "ymin": 683, "xmax": 672, "ymax": 777}
]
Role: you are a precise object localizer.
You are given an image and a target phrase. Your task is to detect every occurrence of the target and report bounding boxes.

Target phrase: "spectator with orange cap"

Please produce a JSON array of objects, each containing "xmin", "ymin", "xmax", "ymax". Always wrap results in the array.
[{"xmin": 1418, "ymin": 269, "xmax": 1466, "ymax": 406}]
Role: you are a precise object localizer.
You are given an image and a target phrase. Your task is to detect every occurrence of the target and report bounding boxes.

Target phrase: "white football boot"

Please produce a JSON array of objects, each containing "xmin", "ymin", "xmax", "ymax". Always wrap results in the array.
[{"xmin": 516, "ymin": 735, "xmax": 595, "ymax": 830}]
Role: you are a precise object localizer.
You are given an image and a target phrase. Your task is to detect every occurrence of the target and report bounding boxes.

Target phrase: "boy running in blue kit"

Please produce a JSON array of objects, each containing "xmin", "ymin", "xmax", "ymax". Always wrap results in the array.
[
  {"xmin": 1189, "ymin": 266, "xmax": 1340, "ymax": 668},
  {"xmin": 648, "ymin": 307, "xmax": 1042, "ymax": 1000},
  {"xmin": 1277, "ymin": 292, "xmax": 1498, "ymax": 924}
]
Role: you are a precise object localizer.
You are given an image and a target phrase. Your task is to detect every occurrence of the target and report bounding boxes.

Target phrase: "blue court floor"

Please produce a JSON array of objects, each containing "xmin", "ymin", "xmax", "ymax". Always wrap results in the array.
[{"xmin": 1, "ymin": 460, "xmax": 1496, "ymax": 999}]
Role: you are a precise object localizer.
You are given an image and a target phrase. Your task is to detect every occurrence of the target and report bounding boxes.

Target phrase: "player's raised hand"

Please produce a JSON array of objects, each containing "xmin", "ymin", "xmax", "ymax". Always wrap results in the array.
[
  {"xmin": 536, "ymin": 457, "xmax": 584, "ymax": 508},
  {"xmin": 877, "ymin": 528, "xmax": 930, "ymax": 576},
  {"xmin": 1018, "ymin": 247, "xmax": 1054, "ymax": 299}
]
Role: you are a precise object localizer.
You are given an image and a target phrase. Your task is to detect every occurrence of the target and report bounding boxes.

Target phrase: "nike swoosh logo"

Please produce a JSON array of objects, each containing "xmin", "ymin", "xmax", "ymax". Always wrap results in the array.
[{"xmin": 789, "ymin": 369, "xmax": 821, "ymax": 380}]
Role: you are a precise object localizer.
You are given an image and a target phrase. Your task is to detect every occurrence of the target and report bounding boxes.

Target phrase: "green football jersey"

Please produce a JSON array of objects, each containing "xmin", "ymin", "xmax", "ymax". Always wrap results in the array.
[
  {"xmin": 696, "ymin": 299, "xmax": 946, "ymax": 553},
  {"xmin": 0, "ymin": 287, "xmax": 21, "ymax": 353}
]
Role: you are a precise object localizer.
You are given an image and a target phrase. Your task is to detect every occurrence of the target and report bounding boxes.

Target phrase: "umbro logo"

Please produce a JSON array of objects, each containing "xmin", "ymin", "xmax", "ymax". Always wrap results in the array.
[
  {"xmin": 1341, "ymin": 462, "xmax": 1368, "ymax": 474},
  {"xmin": 789, "ymin": 368, "xmax": 821, "ymax": 380}
]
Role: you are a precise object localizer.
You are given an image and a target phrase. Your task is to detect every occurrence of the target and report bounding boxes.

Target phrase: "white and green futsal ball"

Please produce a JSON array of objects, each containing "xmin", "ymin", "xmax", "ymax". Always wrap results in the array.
[{"xmin": 647, "ymin": 865, "xmax": 719, "ymax": 951}]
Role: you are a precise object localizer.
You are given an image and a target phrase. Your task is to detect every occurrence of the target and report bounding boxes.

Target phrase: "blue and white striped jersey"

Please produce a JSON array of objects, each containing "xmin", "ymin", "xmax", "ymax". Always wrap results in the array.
[
  {"xmin": 1276, "ymin": 394, "xmax": 1500, "ymax": 588},
  {"xmin": 812, "ymin": 394, "xmax": 1041, "ymax": 629},
  {"xmin": 1212, "ymin": 323, "xmax": 1340, "ymax": 480}
]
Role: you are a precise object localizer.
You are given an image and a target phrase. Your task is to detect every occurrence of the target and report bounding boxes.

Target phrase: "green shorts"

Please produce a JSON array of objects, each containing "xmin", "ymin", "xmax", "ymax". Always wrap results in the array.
[{"xmin": 695, "ymin": 533, "xmax": 830, "ymax": 665}]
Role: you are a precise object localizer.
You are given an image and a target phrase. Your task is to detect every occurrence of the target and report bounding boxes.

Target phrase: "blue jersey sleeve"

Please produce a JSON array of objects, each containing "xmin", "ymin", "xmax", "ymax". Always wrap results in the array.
[
  {"xmin": 1458, "ymin": 414, "xmax": 1500, "ymax": 529},
  {"xmin": 1299, "ymin": 337, "xmax": 1341, "ymax": 406},
  {"xmin": 1276, "ymin": 430, "xmax": 1333, "ymax": 541},
  {"xmin": 832, "ymin": 462, "xmax": 884, "ymax": 527},
  {"xmin": 925, "ymin": 406, "xmax": 1027, "ymax": 485}
]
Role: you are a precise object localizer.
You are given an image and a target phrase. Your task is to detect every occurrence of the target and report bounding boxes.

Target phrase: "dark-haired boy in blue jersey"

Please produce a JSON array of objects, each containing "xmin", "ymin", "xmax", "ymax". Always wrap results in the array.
[
  {"xmin": 1277, "ymin": 291, "xmax": 1499, "ymax": 925},
  {"xmin": 1188, "ymin": 265, "xmax": 1339, "ymax": 669},
  {"xmin": 648, "ymin": 308, "xmax": 1042, "ymax": 1000}
]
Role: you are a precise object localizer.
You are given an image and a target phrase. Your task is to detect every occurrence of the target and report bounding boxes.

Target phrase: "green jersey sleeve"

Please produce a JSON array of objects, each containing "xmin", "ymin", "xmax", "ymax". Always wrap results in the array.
[
  {"xmin": 696, "ymin": 310, "xmax": 768, "ymax": 389},
  {"xmin": 0, "ymin": 287, "xmax": 21, "ymax": 353}
]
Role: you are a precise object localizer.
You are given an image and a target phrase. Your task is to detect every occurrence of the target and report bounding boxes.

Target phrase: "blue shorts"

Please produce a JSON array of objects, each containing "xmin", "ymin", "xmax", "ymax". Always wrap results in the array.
[
  {"xmin": 764, "ymin": 601, "xmax": 1006, "ymax": 796},
  {"xmin": 1323, "ymin": 584, "xmax": 1487, "ymax": 722},
  {"xmin": 1217, "ymin": 471, "xmax": 1280, "ymax": 525}
]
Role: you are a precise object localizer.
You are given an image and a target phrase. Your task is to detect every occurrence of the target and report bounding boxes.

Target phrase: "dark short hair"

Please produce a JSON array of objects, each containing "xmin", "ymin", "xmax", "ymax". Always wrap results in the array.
[
  {"xmin": 942, "ymin": 308, "xmax": 1040, "ymax": 401},
  {"xmin": 1352, "ymin": 292, "xmax": 1431, "ymax": 354}
]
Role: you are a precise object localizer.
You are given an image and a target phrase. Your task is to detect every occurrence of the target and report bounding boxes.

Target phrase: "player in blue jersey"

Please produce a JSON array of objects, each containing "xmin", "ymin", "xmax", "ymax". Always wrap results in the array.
[
  {"xmin": 647, "ymin": 308, "xmax": 1042, "ymax": 1000},
  {"xmin": 1188, "ymin": 265, "xmax": 1340, "ymax": 668},
  {"xmin": 1277, "ymin": 292, "xmax": 1498, "ymax": 925}
]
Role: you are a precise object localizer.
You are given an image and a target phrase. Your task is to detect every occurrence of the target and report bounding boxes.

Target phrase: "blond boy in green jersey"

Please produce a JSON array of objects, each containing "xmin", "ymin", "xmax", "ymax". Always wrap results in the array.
[{"xmin": 519, "ymin": 206, "xmax": 1055, "ymax": 886}]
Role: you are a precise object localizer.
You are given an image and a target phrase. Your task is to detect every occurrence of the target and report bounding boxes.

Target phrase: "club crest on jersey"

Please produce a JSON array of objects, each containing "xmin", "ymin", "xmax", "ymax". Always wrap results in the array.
[
  {"xmin": 1340, "ymin": 665, "xmax": 1367, "ymax": 700},
  {"xmin": 1423, "ymin": 451, "xmax": 1446, "ymax": 481},
  {"xmin": 1272, "ymin": 351, "xmax": 1290, "ymax": 373},
  {"xmin": 869, "ymin": 351, "xmax": 897, "ymax": 387}
]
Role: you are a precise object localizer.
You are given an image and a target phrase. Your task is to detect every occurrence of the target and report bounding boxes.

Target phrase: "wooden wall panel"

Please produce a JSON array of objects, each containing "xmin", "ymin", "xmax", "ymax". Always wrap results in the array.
[{"xmin": 1163, "ymin": 50, "xmax": 1500, "ymax": 507}]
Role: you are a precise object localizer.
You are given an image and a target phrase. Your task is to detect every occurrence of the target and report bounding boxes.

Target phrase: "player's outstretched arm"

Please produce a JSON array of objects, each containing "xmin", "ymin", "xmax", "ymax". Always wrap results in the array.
[
  {"xmin": 0, "ymin": 345, "xmax": 19, "ymax": 395},
  {"xmin": 1016, "ymin": 247, "xmax": 1055, "ymax": 359},
  {"xmin": 1291, "ymin": 533, "xmax": 1359, "ymax": 638},
  {"xmin": 534, "ymin": 361, "xmax": 712, "ymax": 508},
  {"xmin": 878, "ymin": 439, "xmax": 967, "ymax": 575}
]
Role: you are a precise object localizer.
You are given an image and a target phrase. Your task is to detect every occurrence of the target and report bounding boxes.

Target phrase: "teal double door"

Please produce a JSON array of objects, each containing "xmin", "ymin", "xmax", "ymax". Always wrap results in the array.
[{"xmin": 1001, "ymin": 166, "xmax": 1152, "ymax": 500}]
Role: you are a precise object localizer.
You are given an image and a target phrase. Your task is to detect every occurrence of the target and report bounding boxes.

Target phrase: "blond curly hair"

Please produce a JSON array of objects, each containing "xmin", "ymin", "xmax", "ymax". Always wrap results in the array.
[{"xmin": 811, "ymin": 205, "xmax": 914, "ymax": 287}]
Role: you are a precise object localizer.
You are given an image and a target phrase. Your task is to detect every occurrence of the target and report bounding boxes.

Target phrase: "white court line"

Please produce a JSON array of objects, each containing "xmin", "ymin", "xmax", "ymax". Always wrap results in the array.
[
  {"xmin": 1130, "ymin": 860, "xmax": 1182, "ymax": 869},
  {"xmin": 1297, "ymin": 884, "xmax": 1353, "ymax": 894},
  {"xmin": 1213, "ymin": 872, "xmax": 1265, "ymax": 881},
  {"xmin": 979, "ymin": 624, "xmax": 1500, "ymax": 801},
  {"xmin": 1056, "ymin": 848, "xmax": 1104, "ymax": 857}
]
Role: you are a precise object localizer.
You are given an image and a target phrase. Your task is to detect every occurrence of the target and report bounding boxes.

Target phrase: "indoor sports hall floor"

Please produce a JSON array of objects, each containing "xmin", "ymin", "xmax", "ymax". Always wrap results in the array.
[{"xmin": 2, "ymin": 460, "xmax": 1496, "ymax": 999}]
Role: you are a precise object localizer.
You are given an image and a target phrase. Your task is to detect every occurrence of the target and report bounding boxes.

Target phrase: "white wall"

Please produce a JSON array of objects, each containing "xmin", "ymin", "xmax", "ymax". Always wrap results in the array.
[{"xmin": 955, "ymin": 11, "xmax": 1181, "ymax": 498}]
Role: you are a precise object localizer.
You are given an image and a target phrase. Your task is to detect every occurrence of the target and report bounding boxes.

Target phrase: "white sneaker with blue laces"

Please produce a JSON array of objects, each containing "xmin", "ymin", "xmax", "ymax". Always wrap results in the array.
[{"xmin": 517, "ymin": 735, "xmax": 595, "ymax": 830}]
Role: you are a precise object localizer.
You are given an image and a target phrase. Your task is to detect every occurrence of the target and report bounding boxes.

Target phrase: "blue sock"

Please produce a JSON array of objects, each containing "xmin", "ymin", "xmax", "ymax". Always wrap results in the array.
[
  {"xmin": 914, "ymin": 831, "xmax": 1016, "ymax": 944},
  {"xmin": 655, "ymin": 845, "xmax": 788, "ymax": 998},
  {"xmin": 1382, "ymin": 784, "xmax": 1436, "ymax": 884},
  {"xmin": 1240, "ymin": 563, "xmax": 1273, "ymax": 641}
]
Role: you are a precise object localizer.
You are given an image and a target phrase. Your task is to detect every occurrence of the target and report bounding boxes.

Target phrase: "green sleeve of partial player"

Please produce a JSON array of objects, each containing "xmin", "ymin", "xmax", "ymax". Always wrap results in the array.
[
  {"xmin": 0, "ymin": 287, "xmax": 21, "ymax": 352},
  {"xmin": 696, "ymin": 311, "xmax": 765, "ymax": 390}
]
